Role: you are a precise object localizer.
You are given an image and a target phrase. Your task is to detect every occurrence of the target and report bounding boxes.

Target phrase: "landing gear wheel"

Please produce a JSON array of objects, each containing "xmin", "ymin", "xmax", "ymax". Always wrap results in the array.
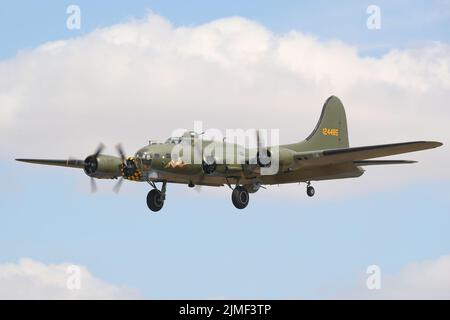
[
  {"xmin": 306, "ymin": 185, "xmax": 315, "ymax": 197},
  {"xmin": 232, "ymin": 186, "xmax": 250, "ymax": 209},
  {"xmin": 147, "ymin": 189, "xmax": 164, "ymax": 212}
]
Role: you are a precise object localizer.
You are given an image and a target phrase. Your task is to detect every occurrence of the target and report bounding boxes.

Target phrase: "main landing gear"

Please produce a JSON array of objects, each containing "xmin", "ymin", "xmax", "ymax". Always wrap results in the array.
[
  {"xmin": 232, "ymin": 186, "xmax": 250, "ymax": 209},
  {"xmin": 306, "ymin": 181, "xmax": 315, "ymax": 197},
  {"xmin": 145, "ymin": 180, "xmax": 313, "ymax": 211},
  {"xmin": 146, "ymin": 181, "xmax": 166, "ymax": 212}
]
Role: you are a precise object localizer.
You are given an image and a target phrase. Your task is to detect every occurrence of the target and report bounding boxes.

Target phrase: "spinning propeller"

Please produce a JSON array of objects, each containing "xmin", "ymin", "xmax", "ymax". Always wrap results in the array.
[
  {"xmin": 83, "ymin": 143, "xmax": 105, "ymax": 193},
  {"xmin": 113, "ymin": 144, "xmax": 141, "ymax": 193}
]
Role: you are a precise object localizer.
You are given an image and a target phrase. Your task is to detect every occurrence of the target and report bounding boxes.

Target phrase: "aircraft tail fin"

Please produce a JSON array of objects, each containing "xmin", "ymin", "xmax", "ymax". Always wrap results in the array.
[
  {"xmin": 283, "ymin": 96, "xmax": 349, "ymax": 152},
  {"xmin": 304, "ymin": 95, "xmax": 349, "ymax": 150}
]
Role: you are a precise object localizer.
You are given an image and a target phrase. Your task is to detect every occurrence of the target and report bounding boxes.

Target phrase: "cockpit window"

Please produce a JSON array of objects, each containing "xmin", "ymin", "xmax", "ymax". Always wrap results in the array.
[
  {"xmin": 165, "ymin": 137, "xmax": 182, "ymax": 144},
  {"xmin": 136, "ymin": 151, "xmax": 152, "ymax": 159}
]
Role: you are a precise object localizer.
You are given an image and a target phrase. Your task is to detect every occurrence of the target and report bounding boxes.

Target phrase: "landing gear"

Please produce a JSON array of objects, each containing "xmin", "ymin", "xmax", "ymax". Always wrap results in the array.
[
  {"xmin": 146, "ymin": 181, "xmax": 166, "ymax": 212},
  {"xmin": 306, "ymin": 182, "xmax": 315, "ymax": 197},
  {"xmin": 147, "ymin": 189, "xmax": 164, "ymax": 212},
  {"xmin": 232, "ymin": 186, "xmax": 249, "ymax": 209}
]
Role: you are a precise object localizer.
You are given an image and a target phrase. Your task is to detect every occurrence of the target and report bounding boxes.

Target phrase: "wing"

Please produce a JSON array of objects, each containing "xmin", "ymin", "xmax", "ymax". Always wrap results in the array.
[
  {"xmin": 15, "ymin": 159, "xmax": 85, "ymax": 169},
  {"xmin": 353, "ymin": 160, "xmax": 416, "ymax": 166},
  {"xmin": 293, "ymin": 141, "xmax": 442, "ymax": 166}
]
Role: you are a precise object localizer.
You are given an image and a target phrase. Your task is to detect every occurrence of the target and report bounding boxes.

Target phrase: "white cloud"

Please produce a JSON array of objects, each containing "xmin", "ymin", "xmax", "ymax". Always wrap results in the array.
[
  {"xmin": 342, "ymin": 255, "xmax": 450, "ymax": 299},
  {"xmin": 0, "ymin": 13, "xmax": 448, "ymax": 197},
  {"xmin": 0, "ymin": 258, "xmax": 140, "ymax": 299}
]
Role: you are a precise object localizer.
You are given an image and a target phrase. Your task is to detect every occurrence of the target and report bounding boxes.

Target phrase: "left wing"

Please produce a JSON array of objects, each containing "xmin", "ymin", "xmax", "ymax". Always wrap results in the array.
[
  {"xmin": 293, "ymin": 141, "xmax": 442, "ymax": 166},
  {"xmin": 353, "ymin": 160, "xmax": 416, "ymax": 166}
]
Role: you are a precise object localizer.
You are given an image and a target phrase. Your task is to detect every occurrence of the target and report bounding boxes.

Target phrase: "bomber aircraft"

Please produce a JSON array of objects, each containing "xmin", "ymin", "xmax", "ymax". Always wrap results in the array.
[{"xmin": 16, "ymin": 96, "xmax": 442, "ymax": 212}]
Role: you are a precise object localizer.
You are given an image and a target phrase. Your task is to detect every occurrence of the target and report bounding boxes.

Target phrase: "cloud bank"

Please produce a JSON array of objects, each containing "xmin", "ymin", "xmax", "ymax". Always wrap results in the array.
[
  {"xmin": 0, "ymin": 13, "xmax": 448, "ymax": 197},
  {"xmin": 0, "ymin": 258, "xmax": 139, "ymax": 299},
  {"xmin": 343, "ymin": 254, "xmax": 450, "ymax": 299}
]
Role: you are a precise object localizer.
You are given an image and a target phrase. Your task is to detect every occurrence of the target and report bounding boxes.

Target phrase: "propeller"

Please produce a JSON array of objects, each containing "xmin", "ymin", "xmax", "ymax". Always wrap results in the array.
[
  {"xmin": 112, "ymin": 177, "xmax": 124, "ymax": 194},
  {"xmin": 84, "ymin": 143, "xmax": 133, "ymax": 194},
  {"xmin": 83, "ymin": 143, "xmax": 105, "ymax": 193},
  {"xmin": 191, "ymin": 133, "xmax": 204, "ymax": 191},
  {"xmin": 192, "ymin": 132, "xmax": 218, "ymax": 174},
  {"xmin": 113, "ymin": 144, "xmax": 140, "ymax": 193},
  {"xmin": 256, "ymin": 129, "xmax": 271, "ymax": 167},
  {"xmin": 90, "ymin": 177, "xmax": 98, "ymax": 193},
  {"xmin": 114, "ymin": 144, "xmax": 128, "ymax": 194},
  {"xmin": 194, "ymin": 174, "xmax": 206, "ymax": 193},
  {"xmin": 84, "ymin": 143, "xmax": 105, "ymax": 175},
  {"xmin": 116, "ymin": 143, "xmax": 126, "ymax": 163},
  {"xmin": 93, "ymin": 143, "xmax": 105, "ymax": 157},
  {"xmin": 192, "ymin": 133, "xmax": 203, "ymax": 165}
]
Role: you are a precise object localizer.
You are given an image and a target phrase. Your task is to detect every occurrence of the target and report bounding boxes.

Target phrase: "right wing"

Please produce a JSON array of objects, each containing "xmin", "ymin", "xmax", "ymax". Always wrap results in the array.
[{"xmin": 15, "ymin": 159, "xmax": 85, "ymax": 169}]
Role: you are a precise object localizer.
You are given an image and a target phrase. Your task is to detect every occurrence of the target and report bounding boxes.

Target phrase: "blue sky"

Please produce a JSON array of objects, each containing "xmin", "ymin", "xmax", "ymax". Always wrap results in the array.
[
  {"xmin": 2, "ymin": 161, "xmax": 449, "ymax": 298},
  {"xmin": 1, "ymin": 1, "xmax": 449, "ymax": 299},
  {"xmin": 1, "ymin": 0, "xmax": 449, "ymax": 59}
]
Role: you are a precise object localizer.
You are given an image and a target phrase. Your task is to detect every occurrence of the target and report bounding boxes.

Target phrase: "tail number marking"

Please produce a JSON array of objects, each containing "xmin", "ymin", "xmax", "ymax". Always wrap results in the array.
[{"xmin": 322, "ymin": 128, "xmax": 339, "ymax": 136}]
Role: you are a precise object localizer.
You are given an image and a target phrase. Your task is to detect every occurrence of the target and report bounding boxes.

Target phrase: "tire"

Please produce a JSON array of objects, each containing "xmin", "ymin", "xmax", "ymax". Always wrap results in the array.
[
  {"xmin": 146, "ymin": 189, "xmax": 164, "ymax": 212},
  {"xmin": 232, "ymin": 186, "xmax": 250, "ymax": 209},
  {"xmin": 307, "ymin": 186, "xmax": 315, "ymax": 197}
]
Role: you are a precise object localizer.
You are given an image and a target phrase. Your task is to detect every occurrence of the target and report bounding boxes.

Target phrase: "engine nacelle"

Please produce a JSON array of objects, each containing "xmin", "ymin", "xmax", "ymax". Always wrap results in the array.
[{"xmin": 83, "ymin": 155, "xmax": 122, "ymax": 179}]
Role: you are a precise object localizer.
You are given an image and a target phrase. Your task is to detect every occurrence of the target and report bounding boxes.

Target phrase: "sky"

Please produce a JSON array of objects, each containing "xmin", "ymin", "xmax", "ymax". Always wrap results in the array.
[
  {"xmin": 0, "ymin": 0, "xmax": 449, "ymax": 59},
  {"xmin": 0, "ymin": 1, "xmax": 449, "ymax": 299}
]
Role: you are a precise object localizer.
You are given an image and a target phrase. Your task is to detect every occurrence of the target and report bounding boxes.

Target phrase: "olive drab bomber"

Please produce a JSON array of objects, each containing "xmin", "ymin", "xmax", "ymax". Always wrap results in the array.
[{"xmin": 16, "ymin": 96, "xmax": 443, "ymax": 211}]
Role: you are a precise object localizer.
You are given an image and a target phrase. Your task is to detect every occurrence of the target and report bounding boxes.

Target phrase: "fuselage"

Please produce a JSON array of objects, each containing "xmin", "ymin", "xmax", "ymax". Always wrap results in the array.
[{"xmin": 131, "ymin": 136, "xmax": 364, "ymax": 188}]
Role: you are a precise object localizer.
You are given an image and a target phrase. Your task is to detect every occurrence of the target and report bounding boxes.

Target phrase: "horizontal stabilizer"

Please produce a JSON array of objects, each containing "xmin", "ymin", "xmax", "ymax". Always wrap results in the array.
[{"xmin": 16, "ymin": 159, "xmax": 84, "ymax": 169}]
